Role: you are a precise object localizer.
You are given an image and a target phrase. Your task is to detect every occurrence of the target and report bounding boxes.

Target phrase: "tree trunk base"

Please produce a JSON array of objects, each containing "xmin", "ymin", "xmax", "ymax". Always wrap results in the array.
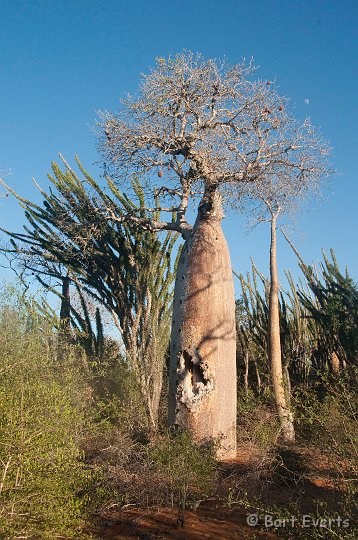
[
  {"xmin": 168, "ymin": 213, "xmax": 237, "ymax": 460},
  {"xmin": 279, "ymin": 413, "xmax": 295, "ymax": 445}
]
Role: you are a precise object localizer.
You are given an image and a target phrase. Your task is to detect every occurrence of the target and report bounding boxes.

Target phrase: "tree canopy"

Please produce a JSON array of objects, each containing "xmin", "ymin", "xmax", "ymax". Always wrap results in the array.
[{"xmin": 98, "ymin": 51, "xmax": 330, "ymax": 237}]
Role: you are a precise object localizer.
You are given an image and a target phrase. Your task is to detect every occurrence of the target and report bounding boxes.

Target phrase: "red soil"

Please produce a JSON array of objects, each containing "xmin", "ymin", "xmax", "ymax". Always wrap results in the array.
[{"xmin": 90, "ymin": 445, "xmax": 354, "ymax": 539}]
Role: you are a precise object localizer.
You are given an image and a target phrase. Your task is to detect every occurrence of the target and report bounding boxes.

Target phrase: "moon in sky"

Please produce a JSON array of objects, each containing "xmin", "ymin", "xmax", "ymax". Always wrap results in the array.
[{"xmin": 304, "ymin": 98, "xmax": 310, "ymax": 105}]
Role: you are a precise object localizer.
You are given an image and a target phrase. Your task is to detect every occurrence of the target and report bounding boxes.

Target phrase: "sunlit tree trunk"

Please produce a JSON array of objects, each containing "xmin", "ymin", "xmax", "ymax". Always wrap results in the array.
[
  {"xmin": 254, "ymin": 360, "xmax": 262, "ymax": 394},
  {"xmin": 243, "ymin": 351, "xmax": 249, "ymax": 397},
  {"xmin": 268, "ymin": 214, "xmax": 295, "ymax": 444},
  {"xmin": 169, "ymin": 186, "xmax": 237, "ymax": 460},
  {"xmin": 330, "ymin": 350, "xmax": 340, "ymax": 376}
]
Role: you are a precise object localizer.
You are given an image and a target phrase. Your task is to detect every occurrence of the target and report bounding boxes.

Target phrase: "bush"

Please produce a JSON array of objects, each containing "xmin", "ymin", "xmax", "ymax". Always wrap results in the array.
[
  {"xmin": 0, "ymin": 287, "xmax": 96, "ymax": 539},
  {"xmin": 294, "ymin": 373, "xmax": 358, "ymax": 472},
  {"xmin": 89, "ymin": 429, "xmax": 218, "ymax": 519},
  {"xmin": 148, "ymin": 431, "xmax": 217, "ymax": 509},
  {"xmin": 236, "ymin": 388, "xmax": 280, "ymax": 449},
  {"xmin": 91, "ymin": 357, "xmax": 151, "ymax": 442}
]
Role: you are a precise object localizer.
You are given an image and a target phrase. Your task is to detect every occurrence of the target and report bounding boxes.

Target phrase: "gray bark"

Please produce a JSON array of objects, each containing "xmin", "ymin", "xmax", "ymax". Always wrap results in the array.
[
  {"xmin": 268, "ymin": 215, "xmax": 295, "ymax": 444},
  {"xmin": 169, "ymin": 186, "xmax": 237, "ymax": 459}
]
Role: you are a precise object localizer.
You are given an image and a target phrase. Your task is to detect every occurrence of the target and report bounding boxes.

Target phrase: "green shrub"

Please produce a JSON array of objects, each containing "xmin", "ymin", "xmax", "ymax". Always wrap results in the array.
[
  {"xmin": 148, "ymin": 431, "xmax": 217, "ymax": 510},
  {"xmin": 236, "ymin": 388, "xmax": 280, "ymax": 448},
  {"xmin": 294, "ymin": 373, "xmax": 357, "ymax": 469},
  {"xmin": 0, "ymin": 287, "xmax": 96, "ymax": 539},
  {"xmin": 91, "ymin": 358, "xmax": 150, "ymax": 441}
]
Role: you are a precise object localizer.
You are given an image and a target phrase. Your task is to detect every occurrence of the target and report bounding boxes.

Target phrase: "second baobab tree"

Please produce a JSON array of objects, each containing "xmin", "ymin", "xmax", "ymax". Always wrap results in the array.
[
  {"xmin": 238, "ymin": 105, "xmax": 331, "ymax": 443},
  {"xmin": 98, "ymin": 52, "xmax": 330, "ymax": 457}
]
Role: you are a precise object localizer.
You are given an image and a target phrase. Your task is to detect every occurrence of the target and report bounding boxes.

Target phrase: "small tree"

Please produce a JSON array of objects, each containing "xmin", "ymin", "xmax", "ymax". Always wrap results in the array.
[{"xmin": 239, "ymin": 127, "xmax": 330, "ymax": 442}]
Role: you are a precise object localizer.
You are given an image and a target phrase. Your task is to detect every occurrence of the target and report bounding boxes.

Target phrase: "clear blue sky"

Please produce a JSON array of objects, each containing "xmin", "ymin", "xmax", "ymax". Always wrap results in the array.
[{"xmin": 1, "ymin": 0, "xmax": 357, "ymax": 295}]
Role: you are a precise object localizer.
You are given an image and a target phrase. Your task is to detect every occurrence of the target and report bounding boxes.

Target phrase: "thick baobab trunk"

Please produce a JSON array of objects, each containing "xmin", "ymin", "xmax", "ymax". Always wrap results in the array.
[
  {"xmin": 168, "ymin": 186, "xmax": 237, "ymax": 460},
  {"xmin": 268, "ymin": 216, "xmax": 295, "ymax": 444}
]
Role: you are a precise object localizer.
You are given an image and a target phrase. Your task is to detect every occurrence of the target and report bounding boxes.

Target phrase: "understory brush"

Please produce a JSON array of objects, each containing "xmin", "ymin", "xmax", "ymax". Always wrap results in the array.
[
  {"xmin": 0, "ymin": 288, "xmax": 219, "ymax": 537},
  {"xmin": 294, "ymin": 373, "xmax": 357, "ymax": 476},
  {"xmin": 236, "ymin": 388, "xmax": 280, "ymax": 449},
  {"xmin": 0, "ymin": 290, "xmax": 98, "ymax": 539},
  {"xmin": 223, "ymin": 380, "xmax": 357, "ymax": 539},
  {"xmin": 1, "ymin": 285, "xmax": 357, "ymax": 539},
  {"xmin": 86, "ymin": 430, "xmax": 218, "ymax": 516}
]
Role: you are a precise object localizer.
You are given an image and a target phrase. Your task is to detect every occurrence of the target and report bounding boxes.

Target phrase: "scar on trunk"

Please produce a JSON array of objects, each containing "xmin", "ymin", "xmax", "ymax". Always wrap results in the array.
[{"xmin": 177, "ymin": 346, "xmax": 213, "ymax": 410}]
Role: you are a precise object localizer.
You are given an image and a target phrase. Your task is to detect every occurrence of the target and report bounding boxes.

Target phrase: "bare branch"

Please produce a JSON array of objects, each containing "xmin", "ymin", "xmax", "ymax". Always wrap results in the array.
[{"xmin": 96, "ymin": 51, "xmax": 331, "ymax": 231}]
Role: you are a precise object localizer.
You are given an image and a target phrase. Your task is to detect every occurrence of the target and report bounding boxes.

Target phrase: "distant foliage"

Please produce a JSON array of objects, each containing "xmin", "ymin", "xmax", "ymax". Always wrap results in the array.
[
  {"xmin": 236, "ymin": 248, "xmax": 358, "ymax": 394},
  {"xmin": 297, "ymin": 249, "xmax": 358, "ymax": 369}
]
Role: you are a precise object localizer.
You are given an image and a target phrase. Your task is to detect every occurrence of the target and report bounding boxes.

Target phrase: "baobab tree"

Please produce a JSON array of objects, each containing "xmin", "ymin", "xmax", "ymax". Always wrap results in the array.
[{"xmin": 97, "ymin": 51, "xmax": 330, "ymax": 457}]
